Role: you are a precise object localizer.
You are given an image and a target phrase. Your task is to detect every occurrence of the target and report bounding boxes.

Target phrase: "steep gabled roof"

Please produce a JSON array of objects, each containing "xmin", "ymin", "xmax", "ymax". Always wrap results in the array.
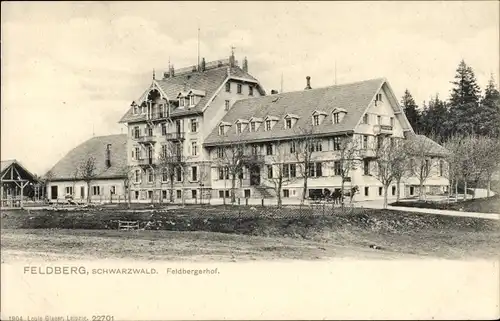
[
  {"xmin": 1, "ymin": 159, "xmax": 37, "ymax": 181},
  {"xmin": 46, "ymin": 134, "xmax": 128, "ymax": 181},
  {"xmin": 204, "ymin": 78, "xmax": 387, "ymax": 145},
  {"xmin": 119, "ymin": 65, "xmax": 263, "ymax": 123}
]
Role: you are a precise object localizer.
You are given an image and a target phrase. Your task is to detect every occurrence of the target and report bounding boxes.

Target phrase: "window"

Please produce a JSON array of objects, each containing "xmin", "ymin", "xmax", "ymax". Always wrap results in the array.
[
  {"xmin": 313, "ymin": 115, "xmax": 320, "ymax": 126},
  {"xmin": 191, "ymin": 166, "xmax": 198, "ymax": 181},
  {"xmin": 65, "ymin": 186, "xmax": 73, "ymax": 195},
  {"xmin": 218, "ymin": 168, "xmax": 224, "ymax": 180},
  {"xmin": 237, "ymin": 84, "xmax": 242, "ymax": 94},
  {"xmin": 362, "ymin": 135, "xmax": 368, "ymax": 149},
  {"xmin": 189, "ymin": 95, "xmax": 195, "ymax": 106},
  {"xmin": 133, "ymin": 126, "xmax": 140, "ymax": 138},
  {"xmin": 390, "ymin": 117, "xmax": 394, "ymax": 127},
  {"xmin": 237, "ymin": 123, "xmax": 242, "ymax": 133},
  {"xmin": 425, "ymin": 159, "xmax": 430, "ymax": 172},
  {"xmin": 308, "ymin": 162, "xmax": 322, "ymax": 177},
  {"xmin": 310, "ymin": 141, "xmax": 322, "ymax": 152},
  {"xmin": 179, "ymin": 98, "xmax": 185, "ymax": 107},
  {"xmin": 192, "ymin": 189, "xmax": 197, "ymax": 199},
  {"xmin": 439, "ymin": 160, "xmax": 444, "ymax": 176},
  {"xmin": 176, "ymin": 167, "xmax": 182, "ymax": 182},
  {"xmin": 162, "ymin": 190, "xmax": 167, "ymax": 199},
  {"xmin": 225, "ymin": 100, "xmax": 230, "ymax": 111},
  {"xmin": 110, "ymin": 186, "xmax": 116, "ymax": 195},
  {"xmin": 376, "ymin": 93, "xmax": 383, "ymax": 102},
  {"xmin": 249, "ymin": 86, "xmax": 254, "ymax": 96},
  {"xmin": 190, "ymin": 119, "xmax": 198, "ymax": 132},
  {"xmin": 162, "ymin": 169, "xmax": 168, "ymax": 182},
  {"xmin": 283, "ymin": 189, "xmax": 290, "ymax": 198},
  {"xmin": 289, "ymin": 141, "xmax": 296, "ymax": 154},
  {"xmin": 92, "ymin": 186, "xmax": 101, "ymax": 196},
  {"xmin": 191, "ymin": 141, "xmax": 198, "ymax": 156},
  {"xmin": 161, "ymin": 123, "xmax": 167, "ymax": 135},
  {"xmin": 377, "ymin": 136, "xmax": 383, "ymax": 149},
  {"xmin": 334, "ymin": 161, "xmax": 342, "ymax": 176},
  {"xmin": 377, "ymin": 115, "xmax": 381, "ymax": 125},
  {"xmin": 364, "ymin": 159, "xmax": 370, "ymax": 175},
  {"xmin": 218, "ymin": 125, "xmax": 225, "ymax": 135},
  {"xmin": 217, "ymin": 147, "xmax": 224, "ymax": 158},
  {"xmin": 290, "ymin": 164, "xmax": 296, "ymax": 178},
  {"xmin": 251, "ymin": 145, "xmax": 259, "ymax": 155},
  {"xmin": 225, "ymin": 82, "xmax": 231, "ymax": 92},
  {"xmin": 266, "ymin": 144, "xmax": 273, "ymax": 155},
  {"xmin": 219, "ymin": 190, "xmax": 225, "ymax": 198},
  {"xmin": 378, "ymin": 187, "xmax": 383, "ymax": 196},
  {"xmin": 176, "ymin": 190, "xmax": 182, "ymax": 199},
  {"xmin": 285, "ymin": 118, "xmax": 292, "ymax": 129},
  {"xmin": 135, "ymin": 170, "xmax": 141, "ymax": 183},
  {"xmin": 333, "ymin": 137, "xmax": 341, "ymax": 151},
  {"xmin": 283, "ymin": 164, "xmax": 290, "ymax": 178},
  {"xmin": 146, "ymin": 126, "xmax": 153, "ymax": 137},
  {"xmin": 80, "ymin": 186, "xmax": 85, "ymax": 198},
  {"xmin": 148, "ymin": 169, "xmax": 154, "ymax": 183},
  {"xmin": 316, "ymin": 162, "xmax": 323, "ymax": 177},
  {"xmin": 333, "ymin": 113, "xmax": 340, "ymax": 124},
  {"xmin": 265, "ymin": 120, "xmax": 272, "ymax": 131},
  {"xmin": 392, "ymin": 186, "xmax": 396, "ymax": 196},
  {"xmin": 267, "ymin": 165, "xmax": 273, "ymax": 179},
  {"xmin": 364, "ymin": 187, "xmax": 369, "ymax": 196},
  {"xmin": 250, "ymin": 122, "xmax": 256, "ymax": 132},
  {"xmin": 362, "ymin": 114, "xmax": 369, "ymax": 124},
  {"xmin": 148, "ymin": 190, "xmax": 153, "ymax": 199},
  {"xmin": 135, "ymin": 191, "xmax": 139, "ymax": 200},
  {"xmin": 244, "ymin": 189, "xmax": 251, "ymax": 198}
]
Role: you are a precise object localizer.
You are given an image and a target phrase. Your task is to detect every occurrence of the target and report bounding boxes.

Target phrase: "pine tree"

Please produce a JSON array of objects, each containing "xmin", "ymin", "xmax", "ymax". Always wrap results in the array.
[
  {"xmin": 420, "ymin": 94, "xmax": 450, "ymax": 142},
  {"xmin": 448, "ymin": 60, "xmax": 482, "ymax": 136},
  {"xmin": 479, "ymin": 75, "xmax": 500, "ymax": 137},
  {"xmin": 400, "ymin": 89, "xmax": 421, "ymax": 132}
]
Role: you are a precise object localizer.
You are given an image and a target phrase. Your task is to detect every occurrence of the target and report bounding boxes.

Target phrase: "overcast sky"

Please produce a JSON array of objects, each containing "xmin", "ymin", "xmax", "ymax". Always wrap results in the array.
[{"xmin": 1, "ymin": 1, "xmax": 499, "ymax": 175}]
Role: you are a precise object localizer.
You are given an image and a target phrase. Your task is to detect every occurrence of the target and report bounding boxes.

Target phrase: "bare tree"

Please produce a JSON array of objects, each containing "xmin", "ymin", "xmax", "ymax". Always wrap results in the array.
[
  {"xmin": 405, "ymin": 134, "xmax": 442, "ymax": 200},
  {"xmin": 79, "ymin": 156, "xmax": 97, "ymax": 203},
  {"xmin": 265, "ymin": 140, "xmax": 294, "ymax": 207},
  {"xmin": 42, "ymin": 170, "xmax": 54, "ymax": 202},
  {"xmin": 443, "ymin": 134, "xmax": 464, "ymax": 202},
  {"xmin": 293, "ymin": 127, "xmax": 320, "ymax": 202},
  {"xmin": 214, "ymin": 140, "xmax": 247, "ymax": 204},
  {"xmin": 371, "ymin": 136, "xmax": 408, "ymax": 208},
  {"xmin": 330, "ymin": 134, "xmax": 362, "ymax": 208},
  {"xmin": 157, "ymin": 142, "xmax": 185, "ymax": 203},
  {"xmin": 121, "ymin": 165, "xmax": 136, "ymax": 209},
  {"xmin": 480, "ymin": 137, "xmax": 500, "ymax": 197}
]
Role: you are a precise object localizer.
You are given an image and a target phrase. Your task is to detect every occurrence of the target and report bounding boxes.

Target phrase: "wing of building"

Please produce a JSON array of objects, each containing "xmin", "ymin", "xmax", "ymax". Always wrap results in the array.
[
  {"xmin": 1, "ymin": 159, "xmax": 38, "ymax": 207},
  {"xmin": 45, "ymin": 134, "xmax": 127, "ymax": 202}
]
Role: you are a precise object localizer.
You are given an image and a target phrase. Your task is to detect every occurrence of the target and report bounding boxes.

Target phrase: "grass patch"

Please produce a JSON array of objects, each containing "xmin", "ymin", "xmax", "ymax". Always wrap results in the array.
[{"xmin": 391, "ymin": 195, "xmax": 500, "ymax": 214}]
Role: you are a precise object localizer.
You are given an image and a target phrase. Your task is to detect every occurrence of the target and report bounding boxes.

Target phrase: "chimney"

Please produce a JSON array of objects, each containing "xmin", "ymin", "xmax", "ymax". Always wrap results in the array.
[
  {"xmin": 105, "ymin": 144, "xmax": 112, "ymax": 168},
  {"xmin": 201, "ymin": 57, "xmax": 206, "ymax": 71},
  {"xmin": 229, "ymin": 49, "xmax": 235, "ymax": 67},
  {"xmin": 242, "ymin": 57, "xmax": 248, "ymax": 72},
  {"xmin": 305, "ymin": 76, "xmax": 312, "ymax": 90},
  {"xmin": 169, "ymin": 65, "xmax": 175, "ymax": 77},
  {"xmin": 271, "ymin": 89, "xmax": 278, "ymax": 94}
]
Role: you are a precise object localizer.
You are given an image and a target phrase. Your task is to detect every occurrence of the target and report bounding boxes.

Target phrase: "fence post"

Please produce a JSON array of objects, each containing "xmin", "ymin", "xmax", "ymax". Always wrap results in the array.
[{"xmin": 261, "ymin": 198, "xmax": 264, "ymax": 207}]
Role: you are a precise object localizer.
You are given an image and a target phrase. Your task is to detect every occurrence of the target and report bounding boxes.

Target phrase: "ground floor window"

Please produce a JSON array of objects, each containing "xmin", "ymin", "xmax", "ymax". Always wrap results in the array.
[
  {"xmin": 80, "ymin": 186, "xmax": 85, "ymax": 198},
  {"xmin": 148, "ymin": 190, "xmax": 153, "ymax": 199},
  {"xmin": 134, "ymin": 191, "xmax": 139, "ymax": 199},
  {"xmin": 244, "ymin": 189, "xmax": 251, "ymax": 198},
  {"xmin": 378, "ymin": 187, "xmax": 383, "ymax": 196},
  {"xmin": 92, "ymin": 186, "xmax": 101, "ymax": 196},
  {"xmin": 110, "ymin": 185, "xmax": 116, "ymax": 195},
  {"xmin": 65, "ymin": 186, "xmax": 73, "ymax": 195},
  {"xmin": 192, "ymin": 189, "xmax": 197, "ymax": 199},
  {"xmin": 364, "ymin": 187, "xmax": 369, "ymax": 196},
  {"xmin": 283, "ymin": 189, "xmax": 290, "ymax": 198},
  {"xmin": 176, "ymin": 190, "xmax": 182, "ymax": 199},
  {"xmin": 219, "ymin": 190, "xmax": 230, "ymax": 198},
  {"xmin": 162, "ymin": 190, "xmax": 167, "ymax": 199},
  {"xmin": 410, "ymin": 186, "xmax": 415, "ymax": 195},
  {"xmin": 392, "ymin": 186, "xmax": 396, "ymax": 196}
]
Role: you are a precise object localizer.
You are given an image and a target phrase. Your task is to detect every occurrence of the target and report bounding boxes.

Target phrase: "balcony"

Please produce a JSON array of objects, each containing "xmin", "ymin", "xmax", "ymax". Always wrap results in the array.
[
  {"xmin": 135, "ymin": 135, "xmax": 156, "ymax": 143},
  {"xmin": 241, "ymin": 154, "xmax": 265, "ymax": 164},
  {"xmin": 164, "ymin": 132, "xmax": 185, "ymax": 141},
  {"xmin": 137, "ymin": 158, "xmax": 154, "ymax": 166},
  {"xmin": 373, "ymin": 124, "xmax": 393, "ymax": 135},
  {"xmin": 162, "ymin": 155, "xmax": 185, "ymax": 163}
]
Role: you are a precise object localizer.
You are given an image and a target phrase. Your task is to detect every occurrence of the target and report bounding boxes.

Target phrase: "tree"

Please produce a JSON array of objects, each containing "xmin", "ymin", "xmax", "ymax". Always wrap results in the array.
[
  {"xmin": 479, "ymin": 75, "xmax": 500, "ymax": 137},
  {"xmin": 157, "ymin": 142, "xmax": 187, "ymax": 203},
  {"xmin": 265, "ymin": 140, "xmax": 294, "ymax": 208},
  {"xmin": 121, "ymin": 165, "xmax": 136, "ymax": 209},
  {"xmin": 479, "ymin": 136, "xmax": 500, "ymax": 197},
  {"xmin": 79, "ymin": 156, "xmax": 97, "ymax": 203},
  {"xmin": 405, "ymin": 134, "xmax": 442, "ymax": 200},
  {"xmin": 448, "ymin": 60, "xmax": 482, "ymax": 136},
  {"xmin": 371, "ymin": 136, "xmax": 409, "ymax": 208},
  {"xmin": 330, "ymin": 134, "xmax": 361, "ymax": 208},
  {"xmin": 214, "ymin": 140, "xmax": 247, "ymax": 204},
  {"xmin": 42, "ymin": 170, "xmax": 54, "ymax": 201},
  {"xmin": 443, "ymin": 134, "xmax": 464, "ymax": 202},
  {"xmin": 420, "ymin": 94, "xmax": 450, "ymax": 142},
  {"xmin": 293, "ymin": 127, "xmax": 320, "ymax": 202},
  {"xmin": 401, "ymin": 89, "xmax": 421, "ymax": 132}
]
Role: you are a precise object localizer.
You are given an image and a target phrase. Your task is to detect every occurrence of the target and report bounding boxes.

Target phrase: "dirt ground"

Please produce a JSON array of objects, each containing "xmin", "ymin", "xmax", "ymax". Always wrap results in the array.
[{"xmin": 2, "ymin": 227, "xmax": 499, "ymax": 263}]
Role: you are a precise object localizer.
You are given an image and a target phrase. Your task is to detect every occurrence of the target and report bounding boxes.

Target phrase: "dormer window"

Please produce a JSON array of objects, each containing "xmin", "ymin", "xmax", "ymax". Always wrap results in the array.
[
  {"xmin": 313, "ymin": 115, "xmax": 319, "ymax": 126},
  {"xmin": 236, "ymin": 123, "xmax": 242, "ymax": 133},
  {"xmin": 285, "ymin": 118, "xmax": 292, "ymax": 129},
  {"xmin": 283, "ymin": 114, "xmax": 299, "ymax": 129},
  {"xmin": 250, "ymin": 122, "xmax": 256, "ymax": 132},
  {"xmin": 332, "ymin": 108, "xmax": 347, "ymax": 124},
  {"xmin": 218, "ymin": 125, "xmax": 225, "ymax": 135},
  {"xmin": 265, "ymin": 120, "xmax": 272, "ymax": 131},
  {"xmin": 179, "ymin": 98, "xmax": 185, "ymax": 107},
  {"xmin": 189, "ymin": 95, "xmax": 195, "ymax": 106}
]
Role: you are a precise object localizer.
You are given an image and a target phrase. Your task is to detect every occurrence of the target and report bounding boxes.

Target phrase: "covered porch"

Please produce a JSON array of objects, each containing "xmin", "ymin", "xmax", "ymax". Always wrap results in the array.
[{"xmin": 1, "ymin": 160, "xmax": 38, "ymax": 208}]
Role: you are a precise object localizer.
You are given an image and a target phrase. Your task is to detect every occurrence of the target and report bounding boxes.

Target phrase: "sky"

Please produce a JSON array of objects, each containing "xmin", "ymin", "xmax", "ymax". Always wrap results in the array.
[{"xmin": 1, "ymin": 1, "xmax": 499, "ymax": 175}]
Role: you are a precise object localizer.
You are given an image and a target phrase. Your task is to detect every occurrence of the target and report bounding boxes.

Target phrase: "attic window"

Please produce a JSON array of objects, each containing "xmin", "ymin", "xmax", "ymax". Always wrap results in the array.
[
  {"xmin": 265, "ymin": 120, "xmax": 272, "ymax": 131},
  {"xmin": 236, "ymin": 123, "xmax": 242, "ymax": 134},
  {"xmin": 285, "ymin": 118, "xmax": 292, "ymax": 129},
  {"xmin": 249, "ymin": 86, "xmax": 254, "ymax": 96},
  {"xmin": 179, "ymin": 98, "xmax": 185, "ymax": 107},
  {"xmin": 375, "ymin": 93, "xmax": 383, "ymax": 106},
  {"xmin": 218, "ymin": 125, "xmax": 225, "ymax": 135},
  {"xmin": 313, "ymin": 115, "xmax": 320, "ymax": 126},
  {"xmin": 332, "ymin": 109, "xmax": 347, "ymax": 124},
  {"xmin": 250, "ymin": 122, "xmax": 256, "ymax": 132},
  {"xmin": 189, "ymin": 95, "xmax": 195, "ymax": 106},
  {"xmin": 362, "ymin": 114, "xmax": 369, "ymax": 124}
]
